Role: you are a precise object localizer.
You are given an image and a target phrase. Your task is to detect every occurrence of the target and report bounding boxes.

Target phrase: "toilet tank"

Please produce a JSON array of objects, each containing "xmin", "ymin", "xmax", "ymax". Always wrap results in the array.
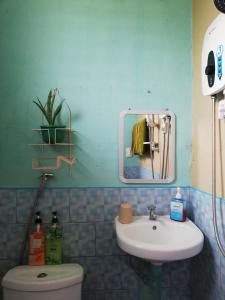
[{"xmin": 2, "ymin": 264, "xmax": 83, "ymax": 300}]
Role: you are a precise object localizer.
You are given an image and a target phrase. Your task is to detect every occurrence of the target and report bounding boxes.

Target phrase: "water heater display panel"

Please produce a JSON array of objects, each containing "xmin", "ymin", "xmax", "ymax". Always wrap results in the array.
[{"xmin": 202, "ymin": 14, "xmax": 225, "ymax": 96}]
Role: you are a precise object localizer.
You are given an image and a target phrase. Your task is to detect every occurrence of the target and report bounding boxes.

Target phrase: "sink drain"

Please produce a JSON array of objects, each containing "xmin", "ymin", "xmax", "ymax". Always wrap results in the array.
[{"xmin": 152, "ymin": 226, "xmax": 157, "ymax": 230}]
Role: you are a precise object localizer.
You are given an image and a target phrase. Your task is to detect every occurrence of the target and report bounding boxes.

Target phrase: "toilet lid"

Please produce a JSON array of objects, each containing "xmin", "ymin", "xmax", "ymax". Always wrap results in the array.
[{"xmin": 2, "ymin": 264, "xmax": 83, "ymax": 292}]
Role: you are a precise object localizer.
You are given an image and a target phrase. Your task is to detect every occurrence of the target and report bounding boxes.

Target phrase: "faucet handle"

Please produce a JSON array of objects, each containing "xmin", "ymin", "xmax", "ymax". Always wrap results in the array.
[
  {"xmin": 147, "ymin": 205, "xmax": 156, "ymax": 211},
  {"xmin": 147, "ymin": 205, "xmax": 157, "ymax": 220}
]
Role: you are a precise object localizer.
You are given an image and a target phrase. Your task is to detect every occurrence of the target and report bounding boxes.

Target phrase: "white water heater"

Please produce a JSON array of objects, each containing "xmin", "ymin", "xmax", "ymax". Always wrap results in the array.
[{"xmin": 202, "ymin": 14, "xmax": 225, "ymax": 96}]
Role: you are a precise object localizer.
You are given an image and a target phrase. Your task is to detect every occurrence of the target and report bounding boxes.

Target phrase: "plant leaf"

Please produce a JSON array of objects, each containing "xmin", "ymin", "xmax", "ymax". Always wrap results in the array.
[
  {"xmin": 50, "ymin": 89, "xmax": 56, "ymax": 115},
  {"xmin": 46, "ymin": 90, "xmax": 53, "ymax": 124},
  {"xmin": 35, "ymin": 98, "xmax": 45, "ymax": 112},
  {"xmin": 52, "ymin": 100, "xmax": 64, "ymax": 125},
  {"xmin": 33, "ymin": 99, "xmax": 51, "ymax": 124}
]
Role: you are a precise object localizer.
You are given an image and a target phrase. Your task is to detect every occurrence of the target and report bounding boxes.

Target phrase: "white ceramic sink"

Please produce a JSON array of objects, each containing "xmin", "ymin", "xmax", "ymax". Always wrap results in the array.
[{"xmin": 115, "ymin": 215, "xmax": 204, "ymax": 265}]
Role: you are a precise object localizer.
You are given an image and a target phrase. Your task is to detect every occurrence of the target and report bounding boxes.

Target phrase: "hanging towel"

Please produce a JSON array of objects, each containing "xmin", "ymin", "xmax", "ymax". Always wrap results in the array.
[{"xmin": 131, "ymin": 118, "xmax": 148, "ymax": 156}]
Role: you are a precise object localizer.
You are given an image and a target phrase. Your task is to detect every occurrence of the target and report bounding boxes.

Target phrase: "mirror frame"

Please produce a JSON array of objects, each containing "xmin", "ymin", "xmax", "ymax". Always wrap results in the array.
[{"xmin": 119, "ymin": 109, "xmax": 176, "ymax": 184}]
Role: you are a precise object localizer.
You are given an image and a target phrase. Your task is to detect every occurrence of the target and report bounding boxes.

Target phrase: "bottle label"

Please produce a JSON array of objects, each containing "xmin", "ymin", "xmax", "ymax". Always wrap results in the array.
[
  {"xmin": 170, "ymin": 200, "xmax": 184, "ymax": 221},
  {"xmin": 46, "ymin": 239, "xmax": 62, "ymax": 265},
  {"xmin": 31, "ymin": 238, "xmax": 42, "ymax": 249}
]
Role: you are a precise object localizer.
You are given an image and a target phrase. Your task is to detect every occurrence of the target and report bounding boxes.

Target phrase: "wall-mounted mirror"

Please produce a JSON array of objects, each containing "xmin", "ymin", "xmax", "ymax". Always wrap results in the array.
[{"xmin": 119, "ymin": 110, "xmax": 176, "ymax": 184}]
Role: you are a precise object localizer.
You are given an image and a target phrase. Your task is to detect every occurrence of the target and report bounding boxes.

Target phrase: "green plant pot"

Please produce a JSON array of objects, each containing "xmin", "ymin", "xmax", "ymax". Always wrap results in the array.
[{"xmin": 40, "ymin": 125, "xmax": 66, "ymax": 144}]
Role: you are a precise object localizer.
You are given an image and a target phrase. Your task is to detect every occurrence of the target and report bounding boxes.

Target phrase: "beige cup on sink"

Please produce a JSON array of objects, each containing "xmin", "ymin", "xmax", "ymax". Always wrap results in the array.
[{"xmin": 118, "ymin": 202, "xmax": 132, "ymax": 224}]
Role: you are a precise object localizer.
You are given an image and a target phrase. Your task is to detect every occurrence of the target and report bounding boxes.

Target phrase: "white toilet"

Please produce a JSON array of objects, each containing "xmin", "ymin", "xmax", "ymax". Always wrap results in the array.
[{"xmin": 2, "ymin": 264, "xmax": 83, "ymax": 300}]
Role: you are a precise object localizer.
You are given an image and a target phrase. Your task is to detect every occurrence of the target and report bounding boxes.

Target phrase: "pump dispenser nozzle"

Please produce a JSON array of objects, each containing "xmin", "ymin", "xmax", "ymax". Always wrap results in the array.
[
  {"xmin": 35, "ymin": 211, "xmax": 42, "ymax": 225},
  {"xmin": 175, "ymin": 187, "xmax": 182, "ymax": 199}
]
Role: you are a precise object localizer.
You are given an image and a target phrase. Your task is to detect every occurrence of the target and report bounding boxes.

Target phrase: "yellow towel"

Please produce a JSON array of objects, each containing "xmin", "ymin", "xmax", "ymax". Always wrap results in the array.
[{"xmin": 131, "ymin": 118, "xmax": 147, "ymax": 156}]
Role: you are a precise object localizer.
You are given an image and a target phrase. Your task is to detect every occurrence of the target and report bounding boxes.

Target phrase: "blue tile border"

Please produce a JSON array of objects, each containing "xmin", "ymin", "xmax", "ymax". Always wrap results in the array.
[
  {"xmin": 191, "ymin": 187, "xmax": 225, "ymax": 202},
  {"xmin": 0, "ymin": 185, "xmax": 192, "ymax": 190}
]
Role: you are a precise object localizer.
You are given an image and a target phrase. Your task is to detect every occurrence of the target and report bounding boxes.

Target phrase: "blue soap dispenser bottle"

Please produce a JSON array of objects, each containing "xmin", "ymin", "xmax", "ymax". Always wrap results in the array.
[{"xmin": 170, "ymin": 187, "xmax": 186, "ymax": 222}]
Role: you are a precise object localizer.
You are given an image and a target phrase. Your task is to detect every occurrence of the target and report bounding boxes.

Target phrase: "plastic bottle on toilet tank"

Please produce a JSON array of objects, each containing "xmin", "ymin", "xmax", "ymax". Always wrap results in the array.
[
  {"xmin": 170, "ymin": 187, "xmax": 186, "ymax": 222},
  {"xmin": 29, "ymin": 212, "xmax": 45, "ymax": 266},
  {"xmin": 45, "ymin": 211, "xmax": 63, "ymax": 265}
]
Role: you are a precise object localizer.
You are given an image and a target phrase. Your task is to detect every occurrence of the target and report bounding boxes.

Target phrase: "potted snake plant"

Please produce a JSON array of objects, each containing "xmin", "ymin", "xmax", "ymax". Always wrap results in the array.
[{"xmin": 33, "ymin": 89, "xmax": 66, "ymax": 144}]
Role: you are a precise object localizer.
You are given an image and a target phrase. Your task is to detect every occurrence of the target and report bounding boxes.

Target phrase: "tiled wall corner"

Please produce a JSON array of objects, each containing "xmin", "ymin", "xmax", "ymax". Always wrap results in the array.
[{"xmin": 189, "ymin": 188, "xmax": 225, "ymax": 300}]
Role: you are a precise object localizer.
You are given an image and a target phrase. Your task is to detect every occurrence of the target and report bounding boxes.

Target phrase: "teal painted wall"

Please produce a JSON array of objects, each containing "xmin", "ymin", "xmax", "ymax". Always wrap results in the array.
[{"xmin": 0, "ymin": 0, "xmax": 192, "ymax": 188}]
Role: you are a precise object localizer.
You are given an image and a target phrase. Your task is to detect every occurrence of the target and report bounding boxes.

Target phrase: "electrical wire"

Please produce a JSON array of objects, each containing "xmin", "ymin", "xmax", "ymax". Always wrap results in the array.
[
  {"xmin": 18, "ymin": 173, "xmax": 54, "ymax": 265},
  {"xmin": 211, "ymin": 95, "xmax": 225, "ymax": 257}
]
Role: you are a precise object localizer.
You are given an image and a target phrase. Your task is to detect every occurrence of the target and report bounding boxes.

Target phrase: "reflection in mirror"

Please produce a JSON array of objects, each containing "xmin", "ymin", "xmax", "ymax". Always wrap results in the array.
[{"xmin": 119, "ymin": 110, "xmax": 175, "ymax": 184}]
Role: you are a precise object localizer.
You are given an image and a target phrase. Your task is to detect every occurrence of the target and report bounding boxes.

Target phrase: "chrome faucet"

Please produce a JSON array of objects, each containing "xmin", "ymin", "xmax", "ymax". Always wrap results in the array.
[
  {"xmin": 148, "ymin": 205, "xmax": 157, "ymax": 220},
  {"xmin": 40, "ymin": 173, "xmax": 54, "ymax": 184}
]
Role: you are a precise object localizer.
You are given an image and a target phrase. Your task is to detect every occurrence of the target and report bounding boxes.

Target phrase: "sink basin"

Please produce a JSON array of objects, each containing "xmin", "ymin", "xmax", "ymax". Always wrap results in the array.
[{"xmin": 115, "ymin": 215, "xmax": 204, "ymax": 265}]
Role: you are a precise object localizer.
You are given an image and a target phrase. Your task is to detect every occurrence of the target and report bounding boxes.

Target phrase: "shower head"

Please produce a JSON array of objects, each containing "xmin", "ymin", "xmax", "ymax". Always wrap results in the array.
[
  {"xmin": 159, "ymin": 114, "xmax": 166, "ymax": 118},
  {"xmin": 213, "ymin": 0, "xmax": 225, "ymax": 13},
  {"xmin": 159, "ymin": 114, "xmax": 170, "ymax": 121},
  {"xmin": 160, "ymin": 114, "xmax": 171, "ymax": 134}
]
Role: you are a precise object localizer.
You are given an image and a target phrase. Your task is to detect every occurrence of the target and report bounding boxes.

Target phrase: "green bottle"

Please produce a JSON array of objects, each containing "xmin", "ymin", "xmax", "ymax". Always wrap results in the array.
[{"xmin": 45, "ymin": 211, "xmax": 63, "ymax": 265}]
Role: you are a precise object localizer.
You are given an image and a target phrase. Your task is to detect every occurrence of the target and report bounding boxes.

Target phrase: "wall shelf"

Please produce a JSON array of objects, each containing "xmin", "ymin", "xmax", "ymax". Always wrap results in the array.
[{"xmin": 30, "ymin": 90, "xmax": 75, "ymax": 174}]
